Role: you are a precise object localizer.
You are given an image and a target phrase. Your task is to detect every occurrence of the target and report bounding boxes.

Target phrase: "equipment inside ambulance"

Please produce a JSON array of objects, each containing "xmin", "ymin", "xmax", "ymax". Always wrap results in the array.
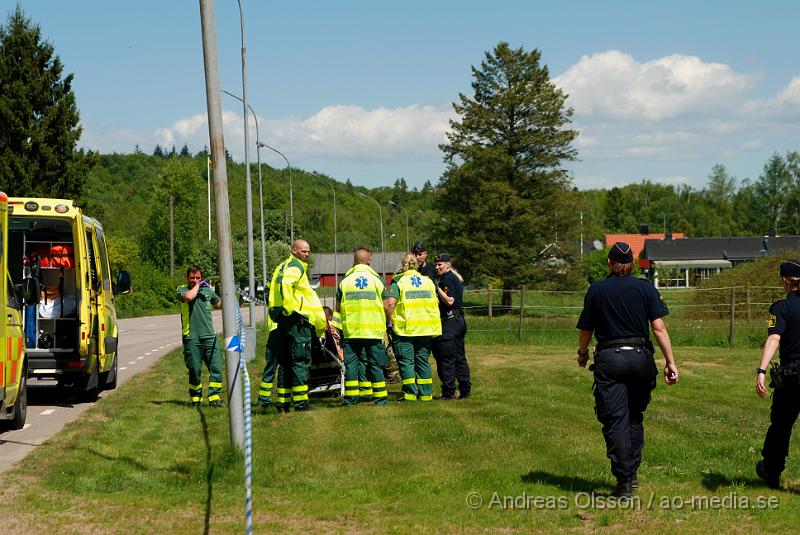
[{"xmin": 8, "ymin": 198, "xmax": 131, "ymax": 401}]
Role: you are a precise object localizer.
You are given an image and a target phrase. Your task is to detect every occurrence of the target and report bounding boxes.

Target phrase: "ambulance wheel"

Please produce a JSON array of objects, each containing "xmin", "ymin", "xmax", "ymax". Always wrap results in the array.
[{"xmin": 9, "ymin": 368, "xmax": 27, "ymax": 430}]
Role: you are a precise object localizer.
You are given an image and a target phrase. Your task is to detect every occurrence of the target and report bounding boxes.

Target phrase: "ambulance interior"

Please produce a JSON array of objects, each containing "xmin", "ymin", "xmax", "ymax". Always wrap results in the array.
[{"xmin": 8, "ymin": 217, "xmax": 79, "ymax": 352}]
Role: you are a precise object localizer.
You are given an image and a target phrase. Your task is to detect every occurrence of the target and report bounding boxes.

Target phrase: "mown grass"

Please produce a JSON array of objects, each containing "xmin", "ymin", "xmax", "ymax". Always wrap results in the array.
[
  {"xmin": 465, "ymin": 314, "xmax": 768, "ymax": 348},
  {"xmin": 0, "ymin": 336, "xmax": 797, "ymax": 533}
]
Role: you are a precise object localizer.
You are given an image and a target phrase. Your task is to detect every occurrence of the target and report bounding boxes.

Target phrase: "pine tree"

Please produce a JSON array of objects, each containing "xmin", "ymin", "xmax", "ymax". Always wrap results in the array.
[
  {"xmin": 0, "ymin": 7, "xmax": 96, "ymax": 199},
  {"xmin": 438, "ymin": 42, "xmax": 578, "ymax": 297}
]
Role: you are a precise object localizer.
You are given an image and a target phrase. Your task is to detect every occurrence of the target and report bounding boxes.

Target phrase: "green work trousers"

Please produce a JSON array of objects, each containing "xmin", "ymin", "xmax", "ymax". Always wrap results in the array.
[
  {"xmin": 276, "ymin": 313, "xmax": 313, "ymax": 410},
  {"xmin": 393, "ymin": 335, "xmax": 433, "ymax": 401},
  {"xmin": 258, "ymin": 329, "xmax": 281, "ymax": 404},
  {"xmin": 183, "ymin": 335, "xmax": 223, "ymax": 404},
  {"xmin": 343, "ymin": 338, "xmax": 388, "ymax": 405}
]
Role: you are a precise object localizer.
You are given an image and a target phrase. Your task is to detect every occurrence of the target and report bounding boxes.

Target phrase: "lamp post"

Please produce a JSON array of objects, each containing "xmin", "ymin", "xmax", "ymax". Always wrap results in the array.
[
  {"xmin": 388, "ymin": 200, "xmax": 409, "ymax": 251},
  {"xmin": 221, "ymin": 89, "xmax": 267, "ymax": 320},
  {"xmin": 234, "ymin": 0, "xmax": 256, "ymax": 329},
  {"xmin": 311, "ymin": 171, "xmax": 338, "ymax": 289},
  {"xmin": 358, "ymin": 192, "xmax": 385, "ymax": 279},
  {"xmin": 260, "ymin": 143, "xmax": 293, "ymax": 242}
]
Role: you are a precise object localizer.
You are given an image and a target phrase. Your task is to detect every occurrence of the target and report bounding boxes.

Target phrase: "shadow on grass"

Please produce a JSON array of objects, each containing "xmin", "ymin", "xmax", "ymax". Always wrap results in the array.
[
  {"xmin": 701, "ymin": 471, "xmax": 800, "ymax": 495},
  {"xmin": 521, "ymin": 470, "xmax": 609, "ymax": 494},
  {"xmin": 88, "ymin": 447, "xmax": 153, "ymax": 472},
  {"xmin": 198, "ymin": 406, "xmax": 213, "ymax": 535},
  {"xmin": 149, "ymin": 399, "xmax": 193, "ymax": 407}
]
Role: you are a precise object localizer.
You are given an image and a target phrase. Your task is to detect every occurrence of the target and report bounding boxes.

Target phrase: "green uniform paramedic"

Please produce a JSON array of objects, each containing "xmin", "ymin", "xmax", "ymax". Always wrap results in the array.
[
  {"xmin": 178, "ymin": 265, "xmax": 224, "ymax": 407},
  {"xmin": 257, "ymin": 261, "xmax": 285, "ymax": 408},
  {"xmin": 337, "ymin": 247, "xmax": 389, "ymax": 405},
  {"xmin": 270, "ymin": 239, "xmax": 327, "ymax": 412},
  {"xmin": 383, "ymin": 252, "xmax": 442, "ymax": 401}
]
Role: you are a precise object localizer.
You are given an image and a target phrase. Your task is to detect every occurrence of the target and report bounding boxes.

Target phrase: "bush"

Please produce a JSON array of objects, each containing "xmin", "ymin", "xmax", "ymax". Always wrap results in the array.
[
  {"xmin": 115, "ymin": 263, "xmax": 179, "ymax": 318},
  {"xmin": 684, "ymin": 251, "xmax": 799, "ymax": 319}
]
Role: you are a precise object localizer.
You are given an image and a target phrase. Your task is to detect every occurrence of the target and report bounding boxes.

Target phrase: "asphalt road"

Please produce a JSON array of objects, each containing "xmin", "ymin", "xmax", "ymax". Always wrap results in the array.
[{"xmin": 0, "ymin": 310, "xmax": 225, "ymax": 474}]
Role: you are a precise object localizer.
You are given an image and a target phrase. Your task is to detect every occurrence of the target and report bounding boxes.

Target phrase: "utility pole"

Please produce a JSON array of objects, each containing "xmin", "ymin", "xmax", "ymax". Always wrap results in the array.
[
  {"xmin": 311, "ymin": 171, "xmax": 338, "ymax": 289},
  {"xmin": 199, "ymin": 0, "xmax": 244, "ymax": 450},
  {"xmin": 222, "ymin": 89, "xmax": 268, "ymax": 325},
  {"xmin": 235, "ymin": 0, "xmax": 256, "ymax": 334},
  {"xmin": 169, "ymin": 195, "xmax": 174, "ymax": 278}
]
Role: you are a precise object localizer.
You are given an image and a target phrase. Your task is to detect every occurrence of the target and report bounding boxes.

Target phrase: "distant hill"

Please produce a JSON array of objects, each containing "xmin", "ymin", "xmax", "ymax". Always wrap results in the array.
[{"xmin": 82, "ymin": 152, "xmax": 440, "ymax": 254}]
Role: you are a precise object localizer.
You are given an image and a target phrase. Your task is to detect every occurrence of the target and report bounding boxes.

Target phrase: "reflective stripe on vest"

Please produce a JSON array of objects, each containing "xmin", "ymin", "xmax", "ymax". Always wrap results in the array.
[
  {"xmin": 330, "ymin": 312, "xmax": 343, "ymax": 332},
  {"xmin": 178, "ymin": 286, "xmax": 191, "ymax": 336},
  {"xmin": 392, "ymin": 270, "xmax": 442, "ymax": 337},
  {"xmin": 339, "ymin": 267, "xmax": 385, "ymax": 339}
]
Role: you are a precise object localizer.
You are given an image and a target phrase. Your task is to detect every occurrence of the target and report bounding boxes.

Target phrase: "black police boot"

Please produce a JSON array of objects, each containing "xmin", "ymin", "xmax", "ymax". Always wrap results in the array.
[
  {"xmin": 631, "ymin": 473, "xmax": 639, "ymax": 489},
  {"xmin": 756, "ymin": 460, "xmax": 780, "ymax": 489},
  {"xmin": 613, "ymin": 479, "xmax": 633, "ymax": 499}
]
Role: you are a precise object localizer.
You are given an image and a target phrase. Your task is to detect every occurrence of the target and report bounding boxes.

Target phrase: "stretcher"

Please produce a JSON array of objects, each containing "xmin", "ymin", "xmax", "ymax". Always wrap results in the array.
[{"xmin": 308, "ymin": 337, "xmax": 345, "ymax": 397}]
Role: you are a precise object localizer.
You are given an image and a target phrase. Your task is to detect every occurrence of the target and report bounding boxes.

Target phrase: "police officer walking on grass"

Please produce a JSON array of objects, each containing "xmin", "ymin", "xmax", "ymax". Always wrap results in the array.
[
  {"xmin": 755, "ymin": 260, "xmax": 800, "ymax": 489},
  {"xmin": 576, "ymin": 242, "xmax": 679, "ymax": 498},
  {"xmin": 431, "ymin": 253, "xmax": 471, "ymax": 400}
]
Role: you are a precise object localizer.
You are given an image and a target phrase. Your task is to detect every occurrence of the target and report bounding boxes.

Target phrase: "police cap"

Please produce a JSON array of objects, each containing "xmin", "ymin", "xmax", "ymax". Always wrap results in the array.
[
  {"xmin": 608, "ymin": 242, "xmax": 633, "ymax": 263},
  {"xmin": 435, "ymin": 253, "xmax": 452, "ymax": 263},
  {"xmin": 779, "ymin": 260, "xmax": 800, "ymax": 277},
  {"xmin": 411, "ymin": 242, "xmax": 426, "ymax": 253}
]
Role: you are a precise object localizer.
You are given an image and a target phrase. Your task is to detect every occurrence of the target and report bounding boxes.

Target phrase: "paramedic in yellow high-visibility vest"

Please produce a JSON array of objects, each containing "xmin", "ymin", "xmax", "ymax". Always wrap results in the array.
[
  {"xmin": 177, "ymin": 265, "xmax": 224, "ymax": 407},
  {"xmin": 383, "ymin": 253, "xmax": 442, "ymax": 401},
  {"xmin": 336, "ymin": 247, "xmax": 389, "ymax": 405},
  {"xmin": 268, "ymin": 239, "xmax": 327, "ymax": 412},
  {"xmin": 257, "ymin": 262, "xmax": 285, "ymax": 408}
]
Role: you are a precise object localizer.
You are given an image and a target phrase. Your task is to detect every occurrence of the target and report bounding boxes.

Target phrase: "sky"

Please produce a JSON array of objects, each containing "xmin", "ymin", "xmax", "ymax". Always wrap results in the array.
[{"xmin": 6, "ymin": 1, "xmax": 800, "ymax": 190}]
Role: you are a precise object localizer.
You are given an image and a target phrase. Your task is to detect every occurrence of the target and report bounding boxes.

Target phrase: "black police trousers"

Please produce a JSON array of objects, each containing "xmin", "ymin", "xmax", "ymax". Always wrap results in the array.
[
  {"xmin": 593, "ymin": 347, "xmax": 657, "ymax": 481},
  {"xmin": 762, "ymin": 377, "xmax": 800, "ymax": 478},
  {"xmin": 432, "ymin": 314, "xmax": 471, "ymax": 398}
]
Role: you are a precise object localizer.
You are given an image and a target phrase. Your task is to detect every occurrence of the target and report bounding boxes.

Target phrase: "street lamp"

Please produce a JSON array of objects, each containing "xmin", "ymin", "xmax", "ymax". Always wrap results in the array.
[
  {"xmin": 260, "ymin": 143, "xmax": 293, "ymax": 242},
  {"xmin": 234, "ymin": 0, "xmax": 256, "ymax": 329},
  {"xmin": 221, "ymin": 89, "xmax": 267, "ymax": 321},
  {"xmin": 388, "ymin": 200, "xmax": 409, "ymax": 251},
  {"xmin": 311, "ymin": 171, "xmax": 338, "ymax": 289},
  {"xmin": 358, "ymin": 192, "xmax": 385, "ymax": 279}
]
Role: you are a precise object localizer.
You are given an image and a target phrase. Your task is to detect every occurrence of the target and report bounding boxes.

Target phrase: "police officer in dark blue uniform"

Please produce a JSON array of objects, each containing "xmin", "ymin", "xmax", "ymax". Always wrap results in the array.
[
  {"xmin": 755, "ymin": 260, "xmax": 800, "ymax": 489},
  {"xmin": 432, "ymin": 253, "xmax": 471, "ymax": 400},
  {"xmin": 411, "ymin": 242, "xmax": 437, "ymax": 281},
  {"xmin": 576, "ymin": 242, "xmax": 679, "ymax": 498}
]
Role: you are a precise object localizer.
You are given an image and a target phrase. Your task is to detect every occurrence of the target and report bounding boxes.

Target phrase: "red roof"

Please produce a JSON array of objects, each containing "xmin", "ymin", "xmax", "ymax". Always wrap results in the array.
[{"xmin": 604, "ymin": 233, "xmax": 685, "ymax": 268}]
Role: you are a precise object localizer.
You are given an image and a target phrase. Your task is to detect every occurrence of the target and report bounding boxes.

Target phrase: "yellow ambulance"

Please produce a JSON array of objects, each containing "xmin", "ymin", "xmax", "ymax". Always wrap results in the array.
[
  {"xmin": 0, "ymin": 192, "xmax": 27, "ymax": 428},
  {"xmin": 8, "ymin": 197, "xmax": 130, "ymax": 401}
]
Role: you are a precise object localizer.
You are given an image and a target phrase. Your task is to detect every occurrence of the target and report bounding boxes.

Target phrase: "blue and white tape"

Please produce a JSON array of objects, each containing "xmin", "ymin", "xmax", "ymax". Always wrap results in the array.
[{"xmin": 233, "ymin": 305, "xmax": 254, "ymax": 534}]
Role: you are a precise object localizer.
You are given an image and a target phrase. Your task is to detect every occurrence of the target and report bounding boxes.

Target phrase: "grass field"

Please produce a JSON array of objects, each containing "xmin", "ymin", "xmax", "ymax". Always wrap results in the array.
[{"xmin": 0, "ymin": 334, "xmax": 797, "ymax": 533}]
